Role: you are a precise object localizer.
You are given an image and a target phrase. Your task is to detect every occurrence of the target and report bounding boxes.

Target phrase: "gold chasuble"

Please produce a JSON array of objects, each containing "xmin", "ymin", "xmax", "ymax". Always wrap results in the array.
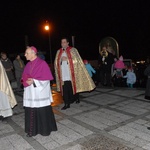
[
  {"xmin": 0, "ymin": 61, "xmax": 17, "ymax": 108},
  {"xmin": 54, "ymin": 47, "xmax": 96, "ymax": 94}
]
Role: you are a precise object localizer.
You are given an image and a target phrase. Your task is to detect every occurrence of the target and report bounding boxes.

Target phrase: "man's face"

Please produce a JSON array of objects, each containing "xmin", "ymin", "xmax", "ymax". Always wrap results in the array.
[
  {"xmin": 1, "ymin": 54, "xmax": 7, "ymax": 60},
  {"xmin": 24, "ymin": 48, "xmax": 34, "ymax": 61},
  {"xmin": 61, "ymin": 39, "xmax": 69, "ymax": 49},
  {"xmin": 100, "ymin": 47, "xmax": 108, "ymax": 57}
]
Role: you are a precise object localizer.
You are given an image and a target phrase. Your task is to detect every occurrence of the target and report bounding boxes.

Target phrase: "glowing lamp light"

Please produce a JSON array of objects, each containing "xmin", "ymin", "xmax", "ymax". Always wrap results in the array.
[{"xmin": 44, "ymin": 25, "xmax": 49, "ymax": 31}]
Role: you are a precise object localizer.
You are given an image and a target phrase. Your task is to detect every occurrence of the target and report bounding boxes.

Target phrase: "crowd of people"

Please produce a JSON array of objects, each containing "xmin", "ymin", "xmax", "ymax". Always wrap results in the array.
[
  {"xmin": 0, "ymin": 52, "xmax": 25, "ymax": 90},
  {"xmin": 86, "ymin": 47, "xmax": 138, "ymax": 89},
  {"xmin": 0, "ymin": 37, "xmax": 150, "ymax": 137}
]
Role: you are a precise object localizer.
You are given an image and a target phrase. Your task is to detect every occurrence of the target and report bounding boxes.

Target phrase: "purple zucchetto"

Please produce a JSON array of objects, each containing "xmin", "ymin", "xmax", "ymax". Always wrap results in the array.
[{"xmin": 30, "ymin": 46, "xmax": 37, "ymax": 54}]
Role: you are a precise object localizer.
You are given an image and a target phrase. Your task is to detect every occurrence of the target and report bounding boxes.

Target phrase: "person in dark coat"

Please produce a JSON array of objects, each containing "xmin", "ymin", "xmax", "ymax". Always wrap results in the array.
[
  {"xmin": 0, "ymin": 52, "xmax": 15, "ymax": 82},
  {"xmin": 13, "ymin": 54, "xmax": 25, "ymax": 90},
  {"xmin": 98, "ymin": 46, "xmax": 114, "ymax": 86},
  {"xmin": 144, "ymin": 64, "xmax": 150, "ymax": 100}
]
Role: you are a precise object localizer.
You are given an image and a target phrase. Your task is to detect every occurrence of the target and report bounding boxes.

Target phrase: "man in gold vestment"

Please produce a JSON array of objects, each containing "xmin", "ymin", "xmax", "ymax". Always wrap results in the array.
[{"xmin": 54, "ymin": 38, "xmax": 96, "ymax": 110}]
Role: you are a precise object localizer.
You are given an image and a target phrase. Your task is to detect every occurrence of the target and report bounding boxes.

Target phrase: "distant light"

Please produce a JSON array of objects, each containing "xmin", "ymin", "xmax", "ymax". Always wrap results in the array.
[
  {"xmin": 136, "ymin": 60, "xmax": 145, "ymax": 64},
  {"xmin": 140, "ymin": 61, "xmax": 145, "ymax": 64}
]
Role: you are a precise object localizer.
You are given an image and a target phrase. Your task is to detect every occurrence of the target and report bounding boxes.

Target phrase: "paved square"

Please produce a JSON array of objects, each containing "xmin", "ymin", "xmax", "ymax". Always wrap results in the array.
[
  {"xmin": 110, "ymin": 99, "xmax": 150, "ymax": 115},
  {"xmin": 0, "ymin": 134, "xmax": 34, "ymax": 150},
  {"xmin": 82, "ymin": 94, "xmax": 126, "ymax": 105},
  {"xmin": 109, "ymin": 119, "xmax": 150, "ymax": 149},
  {"xmin": 74, "ymin": 108, "xmax": 132, "ymax": 130},
  {"xmin": 2, "ymin": 87, "xmax": 150, "ymax": 150},
  {"xmin": 109, "ymin": 89, "xmax": 145, "ymax": 97},
  {"xmin": 55, "ymin": 101, "xmax": 98, "ymax": 116}
]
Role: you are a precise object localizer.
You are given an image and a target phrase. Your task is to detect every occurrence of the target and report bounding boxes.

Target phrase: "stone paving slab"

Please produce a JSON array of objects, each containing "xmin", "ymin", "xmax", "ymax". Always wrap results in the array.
[
  {"xmin": 79, "ymin": 91, "xmax": 101, "ymax": 97},
  {"xmin": 109, "ymin": 119, "xmax": 150, "ymax": 149},
  {"xmin": 109, "ymin": 99, "xmax": 150, "ymax": 115},
  {"xmin": 135, "ymin": 94, "xmax": 149, "ymax": 102},
  {"xmin": 0, "ymin": 134, "xmax": 34, "ymax": 150},
  {"xmin": 109, "ymin": 89, "xmax": 145, "ymax": 97},
  {"xmin": 66, "ymin": 144, "xmax": 83, "ymax": 150},
  {"xmin": 74, "ymin": 108, "xmax": 132, "ymax": 130},
  {"xmin": 59, "ymin": 119, "xmax": 93, "ymax": 136},
  {"xmin": 11, "ymin": 113, "xmax": 25, "ymax": 129},
  {"xmin": 95, "ymin": 88, "xmax": 114, "ymax": 92},
  {"xmin": 0, "ymin": 123, "xmax": 14, "ymax": 135},
  {"xmin": 82, "ymin": 94, "xmax": 126, "ymax": 105},
  {"xmin": 80, "ymin": 135, "xmax": 132, "ymax": 150},
  {"xmin": 55, "ymin": 102, "xmax": 98, "ymax": 116}
]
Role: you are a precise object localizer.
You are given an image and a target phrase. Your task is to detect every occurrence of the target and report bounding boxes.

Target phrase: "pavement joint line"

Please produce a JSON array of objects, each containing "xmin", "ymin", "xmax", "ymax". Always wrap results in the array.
[
  {"xmin": 95, "ymin": 88, "xmax": 145, "ymax": 97},
  {"xmin": 143, "ymin": 117, "xmax": 150, "ymax": 122},
  {"xmin": 95, "ymin": 88, "xmax": 116, "ymax": 93},
  {"xmin": 104, "ymin": 111, "xmax": 150, "ymax": 132},
  {"xmin": 3, "ymin": 116, "xmax": 47, "ymax": 150},
  {"xmin": 80, "ymin": 98, "xmax": 137, "ymax": 117},
  {"xmin": 53, "ymin": 106, "xmax": 102, "ymax": 122},
  {"xmin": 13, "ymin": 111, "xmax": 24, "ymax": 115},
  {"xmin": 80, "ymin": 99, "xmax": 104, "ymax": 106},
  {"xmin": 105, "ymin": 106, "xmax": 137, "ymax": 117},
  {"xmin": 55, "ymin": 100, "xmax": 135, "ymax": 119},
  {"xmin": 67, "ymin": 109, "xmax": 129, "ymax": 134},
  {"xmin": 0, "ymin": 130, "xmax": 17, "ymax": 139},
  {"xmin": 82, "ymin": 96, "xmax": 128, "ymax": 106},
  {"xmin": 52, "ymin": 107, "xmax": 68, "ymax": 117},
  {"xmin": 52, "ymin": 142, "xmax": 77, "ymax": 150},
  {"xmin": 80, "ymin": 89, "xmax": 148, "ymax": 105},
  {"xmin": 68, "ymin": 117, "xmax": 107, "ymax": 134},
  {"xmin": 80, "ymin": 92, "xmax": 103, "ymax": 99},
  {"xmin": 133, "ymin": 97, "xmax": 150, "ymax": 103},
  {"xmin": 53, "ymin": 98, "xmax": 146, "ymax": 123},
  {"xmin": 55, "ymin": 120, "xmax": 137, "ymax": 150},
  {"xmin": 101, "ymin": 92, "xmax": 145, "ymax": 101}
]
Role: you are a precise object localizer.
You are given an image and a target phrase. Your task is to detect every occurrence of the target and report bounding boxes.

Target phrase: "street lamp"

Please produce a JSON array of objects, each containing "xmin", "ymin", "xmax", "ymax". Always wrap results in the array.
[{"xmin": 44, "ymin": 21, "xmax": 52, "ymax": 65}]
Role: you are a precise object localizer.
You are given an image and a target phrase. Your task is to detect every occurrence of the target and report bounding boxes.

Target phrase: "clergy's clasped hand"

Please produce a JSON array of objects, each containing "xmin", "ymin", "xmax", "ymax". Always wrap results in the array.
[
  {"xmin": 26, "ymin": 78, "xmax": 33, "ymax": 85},
  {"xmin": 61, "ymin": 56, "xmax": 68, "ymax": 61}
]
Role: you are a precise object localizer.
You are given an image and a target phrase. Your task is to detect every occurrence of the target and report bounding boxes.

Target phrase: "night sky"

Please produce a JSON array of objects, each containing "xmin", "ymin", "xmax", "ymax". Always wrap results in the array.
[{"xmin": 0, "ymin": 0, "xmax": 150, "ymax": 61}]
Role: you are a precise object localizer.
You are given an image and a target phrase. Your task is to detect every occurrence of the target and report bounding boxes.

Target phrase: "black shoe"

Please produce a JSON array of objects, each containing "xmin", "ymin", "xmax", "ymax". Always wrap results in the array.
[
  {"xmin": 70, "ymin": 101, "xmax": 74, "ymax": 104},
  {"xmin": 76, "ymin": 99, "xmax": 80, "ymax": 104},
  {"xmin": 0, "ymin": 116, "xmax": 3, "ymax": 120},
  {"xmin": 1, "ymin": 117, "xmax": 7, "ymax": 123},
  {"xmin": 147, "ymin": 127, "xmax": 150, "ymax": 130},
  {"xmin": 61, "ymin": 104, "xmax": 70, "ymax": 110},
  {"xmin": 26, "ymin": 134, "xmax": 32, "ymax": 137}
]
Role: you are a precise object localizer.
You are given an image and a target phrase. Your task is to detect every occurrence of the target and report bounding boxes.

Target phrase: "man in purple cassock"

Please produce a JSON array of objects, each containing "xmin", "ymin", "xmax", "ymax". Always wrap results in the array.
[{"xmin": 22, "ymin": 46, "xmax": 57, "ymax": 137}]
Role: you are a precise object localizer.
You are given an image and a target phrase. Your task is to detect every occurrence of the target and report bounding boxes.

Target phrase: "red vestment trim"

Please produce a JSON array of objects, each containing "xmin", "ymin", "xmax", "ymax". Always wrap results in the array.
[
  {"xmin": 66, "ymin": 47, "xmax": 76, "ymax": 94},
  {"xmin": 57, "ymin": 47, "xmax": 76, "ymax": 94}
]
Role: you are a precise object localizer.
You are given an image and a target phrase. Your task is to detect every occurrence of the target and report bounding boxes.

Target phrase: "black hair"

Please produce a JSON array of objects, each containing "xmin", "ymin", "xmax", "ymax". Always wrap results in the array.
[
  {"xmin": 14, "ymin": 53, "xmax": 20, "ymax": 58},
  {"xmin": 61, "ymin": 37, "xmax": 69, "ymax": 42},
  {"xmin": 0, "ymin": 52, "xmax": 7, "ymax": 57}
]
